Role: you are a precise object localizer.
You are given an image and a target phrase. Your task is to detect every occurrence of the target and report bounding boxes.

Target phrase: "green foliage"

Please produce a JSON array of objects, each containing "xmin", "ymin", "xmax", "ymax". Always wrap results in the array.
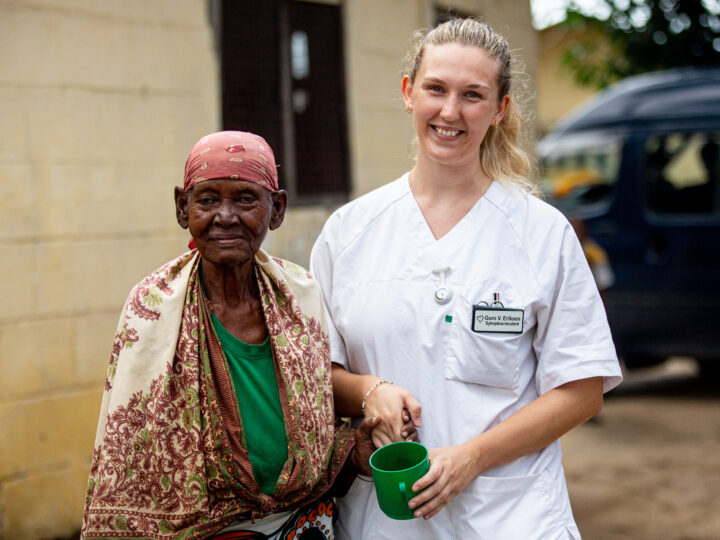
[{"xmin": 561, "ymin": 0, "xmax": 720, "ymax": 88}]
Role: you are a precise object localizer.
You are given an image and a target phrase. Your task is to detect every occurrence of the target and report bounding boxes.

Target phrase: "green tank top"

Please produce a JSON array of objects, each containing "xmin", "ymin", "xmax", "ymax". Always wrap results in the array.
[{"xmin": 211, "ymin": 313, "xmax": 288, "ymax": 495}]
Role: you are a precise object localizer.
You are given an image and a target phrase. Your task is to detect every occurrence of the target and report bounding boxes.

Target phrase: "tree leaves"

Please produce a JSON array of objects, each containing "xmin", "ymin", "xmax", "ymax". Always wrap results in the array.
[{"xmin": 560, "ymin": 0, "xmax": 720, "ymax": 88}]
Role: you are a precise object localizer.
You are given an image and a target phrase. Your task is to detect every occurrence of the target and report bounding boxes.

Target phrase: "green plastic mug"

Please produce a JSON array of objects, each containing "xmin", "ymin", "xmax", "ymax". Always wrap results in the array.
[{"xmin": 369, "ymin": 441, "xmax": 429, "ymax": 520}]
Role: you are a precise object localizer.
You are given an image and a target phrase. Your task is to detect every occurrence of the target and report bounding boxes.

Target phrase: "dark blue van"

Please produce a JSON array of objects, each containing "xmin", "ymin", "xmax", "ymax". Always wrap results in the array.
[{"xmin": 538, "ymin": 67, "xmax": 720, "ymax": 370}]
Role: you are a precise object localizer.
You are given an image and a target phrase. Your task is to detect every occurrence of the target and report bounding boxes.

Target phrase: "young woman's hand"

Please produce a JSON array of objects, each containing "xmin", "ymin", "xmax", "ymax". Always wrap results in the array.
[
  {"xmin": 364, "ymin": 383, "xmax": 422, "ymax": 448},
  {"xmin": 404, "ymin": 377, "xmax": 605, "ymax": 519},
  {"xmin": 407, "ymin": 443, "xmax": 480, "ymax": 520}
]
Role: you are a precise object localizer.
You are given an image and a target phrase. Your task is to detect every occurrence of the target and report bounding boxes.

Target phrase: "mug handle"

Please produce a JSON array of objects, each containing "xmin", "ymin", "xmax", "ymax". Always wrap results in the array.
[{"xmin": 399, "ymin": 481, "xmax": 411, "ymax": 517}]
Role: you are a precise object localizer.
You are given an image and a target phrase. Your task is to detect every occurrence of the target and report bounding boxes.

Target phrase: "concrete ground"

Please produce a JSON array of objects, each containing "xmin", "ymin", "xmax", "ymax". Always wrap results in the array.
[{"xmin": 562, "ymin": 358, "xmax": 720, "ymax": 540}]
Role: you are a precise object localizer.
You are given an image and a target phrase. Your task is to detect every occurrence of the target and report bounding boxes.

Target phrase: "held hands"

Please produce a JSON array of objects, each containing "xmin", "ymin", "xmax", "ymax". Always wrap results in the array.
[
  {"xmin": 360, "ymin": 386, "xmax": 479, "ymax": 519},
  {"xmin": 351, "ymin": 416, "xmax": 382, "ymax": 476},
  {"xmin": 363, "ymin": 381, "xmax": 422, "ymax": 448},
  {"xmin": 408, "ymin": 443, "xmax": 480, "ymax": 520}
]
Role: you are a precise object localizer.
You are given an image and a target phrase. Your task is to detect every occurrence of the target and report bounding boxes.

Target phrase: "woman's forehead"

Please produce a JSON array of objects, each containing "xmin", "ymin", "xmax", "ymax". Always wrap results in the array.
[
  {"xmin": 419, "ymin": 43, "xmax": 499, "ymax": 83},
  {"xmin": 190, "ymin": 178, "xmax": 271, "ymax": 195}
]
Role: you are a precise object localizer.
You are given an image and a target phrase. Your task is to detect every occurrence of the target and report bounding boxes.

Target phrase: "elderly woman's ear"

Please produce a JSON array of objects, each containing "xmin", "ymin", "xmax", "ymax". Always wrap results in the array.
[
  {"xmin": 269, "ymin": 190, "xmax": 288, "ymax": 231},
  {"xmin": 174, "ymin": 186, "xmax": 190, "ymax": 229}
]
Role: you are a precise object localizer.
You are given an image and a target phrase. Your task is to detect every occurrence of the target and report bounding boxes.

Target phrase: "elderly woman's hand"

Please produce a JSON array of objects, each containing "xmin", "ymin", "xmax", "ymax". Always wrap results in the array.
[
  {"xmin": 351, "ymin": 416, "xmax": 382, "ymax": 476},
  {"xmin": 364, "ymin": 383, "xmax": 422, "ymax": 448}
]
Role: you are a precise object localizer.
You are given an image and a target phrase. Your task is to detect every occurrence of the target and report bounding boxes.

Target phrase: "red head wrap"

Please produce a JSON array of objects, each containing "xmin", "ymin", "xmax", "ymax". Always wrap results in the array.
[{"xmin": 183, "ymin": 131, "xmax": 279, "ymax": 192}]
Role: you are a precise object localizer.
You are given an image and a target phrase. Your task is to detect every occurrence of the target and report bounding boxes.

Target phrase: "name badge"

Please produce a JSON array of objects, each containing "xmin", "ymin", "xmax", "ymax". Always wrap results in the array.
[{"xmin": 471, "ymin": 306, "xmax": 524, "ymax": 334}]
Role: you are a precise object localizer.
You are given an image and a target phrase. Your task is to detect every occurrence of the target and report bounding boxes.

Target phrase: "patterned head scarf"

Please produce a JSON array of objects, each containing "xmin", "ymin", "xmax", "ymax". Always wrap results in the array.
[{"xmin": 183, "ymin": 131, "xmax": 279, "ymax": 192}]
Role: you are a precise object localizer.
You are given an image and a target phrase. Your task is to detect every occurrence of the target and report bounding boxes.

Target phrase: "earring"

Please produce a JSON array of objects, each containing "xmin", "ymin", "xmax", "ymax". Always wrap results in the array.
[{"xmin": 405, "ymin": 104, "xmax": 413, "ymax": 114}]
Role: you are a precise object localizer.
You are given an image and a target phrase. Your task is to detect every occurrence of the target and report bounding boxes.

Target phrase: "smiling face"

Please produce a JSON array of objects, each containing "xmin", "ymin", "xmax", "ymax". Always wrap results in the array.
[
  {"xmin": 174, "ymin": 179, "xmax": 287, "ymax": 267},
  {"xmin": 402, "ymin": 43, "xmax": 510, "ymax": 171}
]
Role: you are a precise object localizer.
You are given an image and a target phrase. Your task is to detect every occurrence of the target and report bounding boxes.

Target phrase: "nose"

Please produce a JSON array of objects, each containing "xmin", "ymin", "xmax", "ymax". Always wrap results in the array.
[
  {"xmin": 214, "ymin": 200, "xmax": 240, "ymax": 226},
  {"xmin": 440, "ymin": 96, "xmax": 460, "ymax": 121}
]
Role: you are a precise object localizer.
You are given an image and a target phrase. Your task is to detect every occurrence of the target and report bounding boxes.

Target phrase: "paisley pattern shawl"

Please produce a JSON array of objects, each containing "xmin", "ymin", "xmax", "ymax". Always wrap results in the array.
[{"xmin": 81, "ymin": 250, "xmax": 354, "ymax": 540}]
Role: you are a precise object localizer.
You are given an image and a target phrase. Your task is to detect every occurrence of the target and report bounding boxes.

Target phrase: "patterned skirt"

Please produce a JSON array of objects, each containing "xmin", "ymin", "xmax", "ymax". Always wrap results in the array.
[{"xmin": 211, "ymin": 495, "xmax": 335, "ymax": 540}]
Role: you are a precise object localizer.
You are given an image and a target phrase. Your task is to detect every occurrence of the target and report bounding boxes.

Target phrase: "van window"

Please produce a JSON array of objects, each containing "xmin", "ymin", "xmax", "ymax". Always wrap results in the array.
[
  {"xmin": 539, "ymin": 132, "xmax": 623, "ymax": 217},
  {"xmin": 644, "ymin": 132, "xmax": 720, "ymax": 217}
]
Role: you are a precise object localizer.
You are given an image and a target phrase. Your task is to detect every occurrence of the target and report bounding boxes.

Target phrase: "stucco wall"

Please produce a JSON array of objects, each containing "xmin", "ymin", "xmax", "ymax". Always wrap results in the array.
[
  {"xmin": 536, "ymin": 23, "xmax": 598, "ymax": 133},
  {"xmin": 0, "ymin": 1, "xmax": 219, "ymax": 537}
]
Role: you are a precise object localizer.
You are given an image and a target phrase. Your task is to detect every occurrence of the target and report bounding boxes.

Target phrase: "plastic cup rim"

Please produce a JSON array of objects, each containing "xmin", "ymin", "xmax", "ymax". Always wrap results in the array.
[{"xmin": 370, "ymin": 441, "xmax": 428, "ymax": 473}]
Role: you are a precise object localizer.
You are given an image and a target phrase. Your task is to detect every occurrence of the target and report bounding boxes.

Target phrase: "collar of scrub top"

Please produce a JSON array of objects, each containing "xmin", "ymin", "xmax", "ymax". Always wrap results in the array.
[{"xmin": 432, "ymin": 267, "xmax": 453, "ymax": 304}]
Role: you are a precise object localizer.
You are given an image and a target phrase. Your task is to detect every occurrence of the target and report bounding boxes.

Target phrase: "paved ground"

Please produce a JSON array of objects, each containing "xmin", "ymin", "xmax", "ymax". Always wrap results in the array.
[{"xmin": 562, "ymin": 358, "xmax": 720, "ymax": 539}]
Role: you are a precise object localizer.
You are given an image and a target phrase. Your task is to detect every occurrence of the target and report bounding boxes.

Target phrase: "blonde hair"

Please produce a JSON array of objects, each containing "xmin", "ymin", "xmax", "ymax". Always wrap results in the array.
[{"xmin": 404, "ymin": 18, "xmax": 538, "ymax": 193}]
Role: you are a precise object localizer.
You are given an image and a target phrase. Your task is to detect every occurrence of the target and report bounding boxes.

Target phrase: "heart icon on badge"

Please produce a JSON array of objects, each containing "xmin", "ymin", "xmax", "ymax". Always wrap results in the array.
[{"xmin": 476, "ymin": 315, "xmax": 484, "ymax": 323}]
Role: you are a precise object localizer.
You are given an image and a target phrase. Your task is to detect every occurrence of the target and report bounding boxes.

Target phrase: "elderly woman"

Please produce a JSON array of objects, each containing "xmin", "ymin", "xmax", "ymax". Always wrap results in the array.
[{"xmin": 81, "ymin": 131, "xmax": 382, "ymax": 539}]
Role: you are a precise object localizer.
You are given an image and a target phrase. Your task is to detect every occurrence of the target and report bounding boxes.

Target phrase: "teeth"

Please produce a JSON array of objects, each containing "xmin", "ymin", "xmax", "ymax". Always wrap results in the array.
[{"xmin": 435, "ymin": 127, "xmax": 460, "ymax": 136}]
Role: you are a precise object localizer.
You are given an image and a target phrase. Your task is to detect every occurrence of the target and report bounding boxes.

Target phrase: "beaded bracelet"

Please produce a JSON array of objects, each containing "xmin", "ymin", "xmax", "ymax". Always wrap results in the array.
[{"xmin": 361, "ymin": 379, "xmax": 392, "ymax": 416}]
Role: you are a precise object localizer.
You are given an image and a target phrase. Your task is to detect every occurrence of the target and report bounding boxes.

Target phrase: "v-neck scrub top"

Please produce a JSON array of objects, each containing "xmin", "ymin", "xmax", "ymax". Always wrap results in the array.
[{"xmin": 310, "ymin": 174, "xmax": 622, "ymax": 540}]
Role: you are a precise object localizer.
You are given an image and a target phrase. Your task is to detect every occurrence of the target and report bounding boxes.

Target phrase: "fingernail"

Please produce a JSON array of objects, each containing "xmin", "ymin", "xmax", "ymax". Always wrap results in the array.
[{"xmin": 402, "ymin": 431, "xmax": 407, "ymax": 438}]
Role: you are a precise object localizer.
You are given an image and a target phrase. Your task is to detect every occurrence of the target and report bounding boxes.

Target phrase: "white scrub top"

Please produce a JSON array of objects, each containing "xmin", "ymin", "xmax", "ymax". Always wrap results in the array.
[{"xmin": 310, "ymin": 174, "xmax": 622, "ymax": 540}]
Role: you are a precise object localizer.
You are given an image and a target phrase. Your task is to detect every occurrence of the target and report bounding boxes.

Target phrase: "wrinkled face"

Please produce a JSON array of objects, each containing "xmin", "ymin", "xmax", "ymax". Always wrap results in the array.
[
  {"xmin": 174, "ymin": 179, "xmax": 287, "ymax": 266},
  {"xmin": 402, "ymin": 43, "xmax": 509, "ymax": 170}
]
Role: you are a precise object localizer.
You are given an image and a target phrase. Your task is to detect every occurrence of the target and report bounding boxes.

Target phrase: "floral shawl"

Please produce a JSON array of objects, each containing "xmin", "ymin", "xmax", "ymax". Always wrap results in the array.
[{"xmin": 81, "ymin": 250, "xmax": 354, "ymax": 539}]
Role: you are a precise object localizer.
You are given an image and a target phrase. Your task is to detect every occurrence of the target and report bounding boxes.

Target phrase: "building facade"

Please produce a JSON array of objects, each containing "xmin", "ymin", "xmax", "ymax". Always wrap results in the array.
[{"xmin": 536, "ymin": 22, "xmax": 600, "ymax": 133}]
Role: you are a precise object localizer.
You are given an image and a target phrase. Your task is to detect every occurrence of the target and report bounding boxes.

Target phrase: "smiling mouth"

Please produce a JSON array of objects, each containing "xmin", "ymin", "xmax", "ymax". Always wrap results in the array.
[{"xmin": 432, "ymin": 125, "xmax": 463, "ymax": 137}]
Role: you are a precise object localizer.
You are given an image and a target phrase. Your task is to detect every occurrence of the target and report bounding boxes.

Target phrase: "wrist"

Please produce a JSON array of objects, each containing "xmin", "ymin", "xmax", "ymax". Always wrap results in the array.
[
  {"xmin": 462, "ymin": 437, "xmax": 490, "ymax": 477},
  {"xmin": 361, "ymin": 379, "xmax": 392, "ymax": 417},
  {"xmin": 350, "ymin": 447, "xmax": 372, "ymax": 477}
]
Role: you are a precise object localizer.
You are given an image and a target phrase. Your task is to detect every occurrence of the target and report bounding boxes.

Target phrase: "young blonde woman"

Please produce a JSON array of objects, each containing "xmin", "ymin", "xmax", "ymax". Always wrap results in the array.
[{"xmin": 311, "ymin": 18, "xmax": 622, "ymax": 539}]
